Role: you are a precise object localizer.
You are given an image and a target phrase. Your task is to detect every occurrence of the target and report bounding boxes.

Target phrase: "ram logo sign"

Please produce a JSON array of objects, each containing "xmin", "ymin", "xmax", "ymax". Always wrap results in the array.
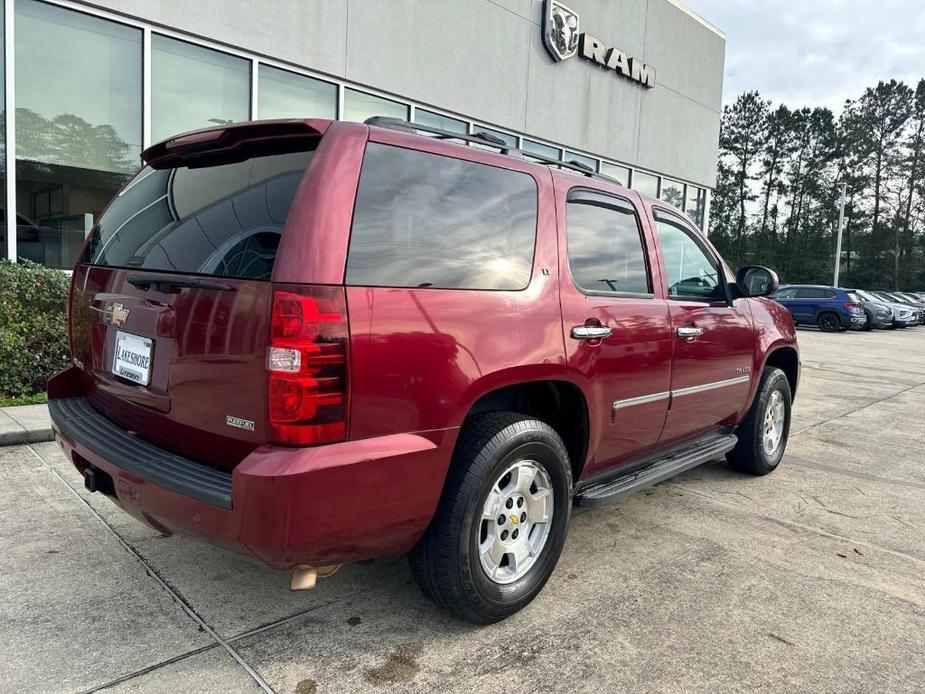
[{"xmin": 542, "ymin": 0, "xmax": 656, "ymax": 89}]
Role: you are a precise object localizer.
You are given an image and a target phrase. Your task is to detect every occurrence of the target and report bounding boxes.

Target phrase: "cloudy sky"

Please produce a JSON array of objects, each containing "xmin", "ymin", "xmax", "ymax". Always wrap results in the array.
[{"xmin": 685, "ymin": 0, "xmax": 925, "ymax": 111}]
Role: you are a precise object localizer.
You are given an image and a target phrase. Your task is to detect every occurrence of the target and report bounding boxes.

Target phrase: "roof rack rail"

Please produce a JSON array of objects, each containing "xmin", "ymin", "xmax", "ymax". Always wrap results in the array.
[{"xmin": 363, "ymin": 115, "xmax": 618, "ymax": 184}]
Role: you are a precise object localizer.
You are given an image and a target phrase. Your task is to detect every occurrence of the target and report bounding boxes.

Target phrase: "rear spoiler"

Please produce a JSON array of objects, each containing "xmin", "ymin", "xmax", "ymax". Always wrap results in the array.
[{"xmin": 142, "ymin": 119, "xmax": 332, "ymax": 169}]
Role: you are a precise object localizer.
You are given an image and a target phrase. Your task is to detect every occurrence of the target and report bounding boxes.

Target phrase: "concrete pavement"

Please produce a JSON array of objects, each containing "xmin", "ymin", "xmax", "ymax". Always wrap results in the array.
[{"xmin": 2, "ymin": 327, "xmax": 924, "ymax": 693}]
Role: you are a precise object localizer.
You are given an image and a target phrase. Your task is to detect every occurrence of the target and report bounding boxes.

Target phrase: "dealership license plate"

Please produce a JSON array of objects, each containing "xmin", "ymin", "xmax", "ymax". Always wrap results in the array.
[{"xmin": 112, "ymin": 331, "xmax": 153, "ymax": 386}]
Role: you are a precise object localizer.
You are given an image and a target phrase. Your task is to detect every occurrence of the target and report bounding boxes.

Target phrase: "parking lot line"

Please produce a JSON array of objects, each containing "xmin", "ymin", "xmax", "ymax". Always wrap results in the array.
[{"xmin": 23, "ymin": 445, "xmax": 277, "ymax": 694}]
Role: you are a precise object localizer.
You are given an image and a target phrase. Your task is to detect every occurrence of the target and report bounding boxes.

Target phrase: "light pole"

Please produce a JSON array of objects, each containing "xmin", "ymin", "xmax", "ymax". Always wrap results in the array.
[{"xmin": 833, "ymin": 182, "xmax": 847, "ymax": 287}]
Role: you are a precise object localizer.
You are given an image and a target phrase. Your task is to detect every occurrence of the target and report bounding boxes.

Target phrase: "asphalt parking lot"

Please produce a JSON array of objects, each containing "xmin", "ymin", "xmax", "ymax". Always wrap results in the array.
[{"xmin": 3, "ymin": 328, "xmax": 924, "ymax": 693}]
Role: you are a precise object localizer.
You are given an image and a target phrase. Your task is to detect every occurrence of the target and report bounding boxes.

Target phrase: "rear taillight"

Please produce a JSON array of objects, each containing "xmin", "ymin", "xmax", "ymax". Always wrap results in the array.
[
  {"xmin": 844, "ymin": 302, "xmax": 859, "ymax": 309},
  {"xmin": 267, "ymin": 286, "xmax": 348, "ymax": 446}
]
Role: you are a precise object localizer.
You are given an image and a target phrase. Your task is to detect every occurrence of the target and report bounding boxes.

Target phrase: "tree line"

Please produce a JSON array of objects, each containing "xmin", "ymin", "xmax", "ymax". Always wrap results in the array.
[{"xmin": 708, "ymin": 79, "xmax": 925, "ymax": 291}]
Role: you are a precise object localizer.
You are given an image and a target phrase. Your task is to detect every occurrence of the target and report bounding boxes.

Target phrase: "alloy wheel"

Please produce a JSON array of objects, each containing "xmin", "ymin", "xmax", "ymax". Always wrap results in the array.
[{"xmin": 477, "ymin": 460, "xmax": 554, "ymax": 584}]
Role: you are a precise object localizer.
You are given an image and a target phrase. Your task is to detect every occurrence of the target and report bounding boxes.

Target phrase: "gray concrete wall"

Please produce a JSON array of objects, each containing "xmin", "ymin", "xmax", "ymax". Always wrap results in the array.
[{"xmin": 85, "ymin": 0, "xmax": 725, "ymax": 187}]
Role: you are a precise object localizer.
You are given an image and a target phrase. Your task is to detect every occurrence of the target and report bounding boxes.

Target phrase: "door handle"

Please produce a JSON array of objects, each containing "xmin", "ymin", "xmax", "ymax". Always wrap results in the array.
[
  {"xmin": 676, "ymin": 325, "xmax": 705, "ymax": 339},
  {"xmin": 571, "ymin": 325, "xmax": 613, "ymax": 340}
]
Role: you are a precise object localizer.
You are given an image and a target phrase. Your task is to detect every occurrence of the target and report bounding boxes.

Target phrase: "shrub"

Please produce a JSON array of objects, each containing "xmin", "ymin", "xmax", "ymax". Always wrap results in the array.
[{"xmin": 0, "ymin": 259, "xmax": 70, "ymax": 399}]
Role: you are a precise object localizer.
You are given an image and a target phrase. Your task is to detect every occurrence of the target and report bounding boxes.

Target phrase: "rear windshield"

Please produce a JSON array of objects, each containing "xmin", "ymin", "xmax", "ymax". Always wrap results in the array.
[
  {"xmin": 846, "ymin": 292, "xmax": 861, "ymax": 303},
  {"xmin": 81, "ymin": 150, "xmax": 314, "ymax": 279}
]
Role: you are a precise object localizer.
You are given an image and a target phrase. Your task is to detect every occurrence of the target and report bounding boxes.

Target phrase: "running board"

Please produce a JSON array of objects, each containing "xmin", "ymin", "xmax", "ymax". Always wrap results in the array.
[{"xmin": 574, "ymin": 434, "xmax": 737, "ymax": 507}]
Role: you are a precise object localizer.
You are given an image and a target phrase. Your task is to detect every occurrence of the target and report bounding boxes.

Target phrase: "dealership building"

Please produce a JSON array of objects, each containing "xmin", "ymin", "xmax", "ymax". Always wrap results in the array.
[{"xmin": 0, "ymin": 0, "xmax": 725, "ymax": 269}]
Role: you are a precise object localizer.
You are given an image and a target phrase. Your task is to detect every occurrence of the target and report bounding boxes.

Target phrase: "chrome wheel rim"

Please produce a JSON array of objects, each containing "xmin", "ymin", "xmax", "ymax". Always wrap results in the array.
[
  {"xmin": 762, "ymin": 390, "xmax": 785, "ymax": 456},
  {"xmin": 478, "ymin": 460, "xmax": 554, "ymax": 585}
]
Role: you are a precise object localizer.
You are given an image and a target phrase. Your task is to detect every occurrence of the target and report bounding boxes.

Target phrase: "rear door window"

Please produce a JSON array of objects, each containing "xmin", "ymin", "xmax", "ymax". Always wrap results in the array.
[
  {"xmin": 566, "ymin": 191, "xmax": 650, "ymax": 294},
  {"xmin": 81, "ymin": 150, "xmax": 314, "ymax": 279},
  {"xmin": 345, "ymin": 143, "xmax": 537, "ymax": 290}
]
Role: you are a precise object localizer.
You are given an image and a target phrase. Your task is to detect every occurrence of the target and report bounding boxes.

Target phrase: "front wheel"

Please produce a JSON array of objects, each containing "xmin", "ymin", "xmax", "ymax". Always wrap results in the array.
[
  {"xmin": 728, "ymin": 366, "xmax": 792, "ymax": 475},
  {"xmin": 409, "ymin": 412, "xmax": 572, "ymax": 624}
]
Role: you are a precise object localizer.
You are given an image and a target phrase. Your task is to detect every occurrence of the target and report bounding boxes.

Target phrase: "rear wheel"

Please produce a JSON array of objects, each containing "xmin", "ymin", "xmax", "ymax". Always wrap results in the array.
[
  {"xmin": 861, "ymin": 310, "xmax": 874, "ymax": 331},
  {"xmin": 728, "ymin": 366, "xmax": 791, "ymax": 475},
  {"xmin": 817, "ymin": 312, "xmax": 842, "ymax": 332},
  {"xmin": 409, "ymin": 412, "xmax": 572, "ymax": 624}
]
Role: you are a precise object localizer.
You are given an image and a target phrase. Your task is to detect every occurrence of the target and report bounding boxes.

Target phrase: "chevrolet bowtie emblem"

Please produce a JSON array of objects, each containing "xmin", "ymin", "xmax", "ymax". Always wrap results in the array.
[{"xmin": 102, "ymin": 302, "xmax": 129, "ymax": 327}]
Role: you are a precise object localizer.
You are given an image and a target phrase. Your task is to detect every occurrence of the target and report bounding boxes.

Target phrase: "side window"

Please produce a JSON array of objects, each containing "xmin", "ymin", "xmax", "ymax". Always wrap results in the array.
[
  {"xmin": 346, "ymin": 143, "xmax": 537, "ymax": 290},
  {"xmin": 566, "ymin": 192, "xmax": 651, "ymax": 294},
  {"xmin": 823, "ymin": 289, "xmax": 837, "ymax": 299},
  {"xmin": 654, "ymin": 214, "xmax": 723, "ymax": 301},
  {"xmin": 773, "ymin": 287, "xmax": 797, "ymax": 299}
]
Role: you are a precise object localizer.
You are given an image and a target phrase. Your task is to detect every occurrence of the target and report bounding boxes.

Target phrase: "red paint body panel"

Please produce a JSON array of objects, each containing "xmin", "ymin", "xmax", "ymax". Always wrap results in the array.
[{"xmin": 50, "ymin": 119, "xmax": 799, "ymax": 572}]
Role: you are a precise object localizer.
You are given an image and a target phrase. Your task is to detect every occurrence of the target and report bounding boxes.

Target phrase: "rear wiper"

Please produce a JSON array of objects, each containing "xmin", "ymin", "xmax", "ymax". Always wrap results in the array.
[{"xmin": 127, "ymin": 273, "xmax": 236, "ymax": 292}]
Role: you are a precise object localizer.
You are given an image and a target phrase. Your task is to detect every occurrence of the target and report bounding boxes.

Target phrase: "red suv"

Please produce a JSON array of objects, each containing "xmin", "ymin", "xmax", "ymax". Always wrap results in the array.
[{"xmin": 49, "ymin": 118, "xmax": 799, "ymax": 623}]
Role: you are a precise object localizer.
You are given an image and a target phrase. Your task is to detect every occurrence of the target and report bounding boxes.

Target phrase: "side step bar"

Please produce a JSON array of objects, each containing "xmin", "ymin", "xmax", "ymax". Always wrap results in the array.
[{"xmin": 574, "ymin": 434, "xmax": 737, "ymax": 507}]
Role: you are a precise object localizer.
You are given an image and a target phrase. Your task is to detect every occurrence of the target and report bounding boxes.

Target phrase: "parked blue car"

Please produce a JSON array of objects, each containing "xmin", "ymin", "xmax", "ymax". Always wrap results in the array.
[{"xmin": 770, "ymin": 285, "xmax": 868, "ymax": 332}]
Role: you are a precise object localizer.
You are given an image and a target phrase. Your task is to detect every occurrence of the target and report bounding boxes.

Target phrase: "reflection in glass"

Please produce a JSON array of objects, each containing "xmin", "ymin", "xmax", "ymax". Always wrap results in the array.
[
  {"xmin": 632, "ymin": 170, "xmax": 660, "ymax": 198},
  {"xmin": 567, "ymin": 197, "xmax": 650, "ymax": 294},
  {"xmin": 344, "ymin": 89, "xmax": 408, "ymax": 123},
  {"xmin": 521, "ymin": 139, "xmax": 560, "ymax": 161},
  {"xmin": 686, "ymin": 185, "xmax": 706, "ymax": 227},
  {"xmin": 600, "ymin": 162, "xmax": 631, "ymax": 187},
  {"xmin": 655, "ymin": 218, "xmax": 721, "ymax": 300},
  {"xmin": 83, "ymin": 150, "xmax": 314, "ymax": 279},
  {"xmin": 564, "ymin": 151, "xmax": 597, "ymax": 172},
  {"xmin": 15, "ymin": 0, "xmax": 142, "ymax": 268},
  {"xmin": 152, "ymin": 35, "xmax": 250, "ymax": 143},
  {"xmin": 258, "ymin": 65, "xmax": 336, "ymax": 120},
  {"xmin": 660, "ymin": 178, "xmax": 685, "ymax": 210},
  {"xmin": 414, "ymin": 109, "xmax": 467, "ymax": 134},
  {"xmin": 346, "ymin": 144, "xmax": 537, "ymax": 290}
]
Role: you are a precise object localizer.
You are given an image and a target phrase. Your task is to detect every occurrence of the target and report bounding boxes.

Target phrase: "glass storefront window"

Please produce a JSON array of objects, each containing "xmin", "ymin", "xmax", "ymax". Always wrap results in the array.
[
  {"xmin": 660, "ymin": 178, "xmax": 686, "ymax": 210},
  {"xmin": 600, "ymin": 162, "xmax": 631, "ymax": 187},
  {"xmin": 414, "ymin": 109, "xmax": 467, "ymax": 134},
  {"xmin": 521, "ymin": 139, "xmax": 560, "ymax": 161},
  {"xmin": 258, "ymin": 64, "xmax": 336, "ymax": 120},
  {"xmin": 632, "ymin": 170, "xmax": 660, "ymax": 198},
  {"xmin": 152, "ymin": 35, "xmax": 250, "ymax": 143},
  {"xmin": 344, "ymin": 89, "xmax": 408, "ymax": 123},
  {"xmin": 15, "ymin": 0, "xmax": 141, "ymax": 268},
  {"xmin": 564, "ymin": 151, "xmax": 597, "ymax": 172}
]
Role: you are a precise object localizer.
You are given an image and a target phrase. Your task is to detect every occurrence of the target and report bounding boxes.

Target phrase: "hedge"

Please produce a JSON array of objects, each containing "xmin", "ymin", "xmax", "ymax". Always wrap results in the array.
[{"xmin": 0, "ymin": 259, "xmax": 70, "ymax": 399}]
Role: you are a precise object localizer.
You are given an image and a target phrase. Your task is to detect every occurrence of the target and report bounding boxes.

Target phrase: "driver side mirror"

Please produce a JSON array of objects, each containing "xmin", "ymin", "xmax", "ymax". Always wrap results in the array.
[{"xmin": 735, "ymin": 266, "xmax": 779, "ymax": 297}]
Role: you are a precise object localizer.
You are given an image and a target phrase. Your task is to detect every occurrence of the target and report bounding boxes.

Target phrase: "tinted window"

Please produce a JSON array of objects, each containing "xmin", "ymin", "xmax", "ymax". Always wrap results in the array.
[
  {"xmin": 655, "ymin": 215, "xmax": 722, "ymax": 300},
  {"xmin": 346, "ymin": 144, "xmax": 537, "ymax": 290},
  {"xmin": 81, "ymin": 149, "xmax": 314, "ymax": 279},
  {"xmin": 566, "ymin": 193, "xmax": 650, "ymax": 294},
  {"xmin": 772, "ymin": 287, "xmax": 798, "ymax": 299}
]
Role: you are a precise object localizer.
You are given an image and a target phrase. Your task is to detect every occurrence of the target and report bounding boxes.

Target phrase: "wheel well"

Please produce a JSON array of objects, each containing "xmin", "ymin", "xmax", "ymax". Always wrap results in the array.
[
  {"xmin": 466, "ymin": 381, "xmax": 589, "ymax": 480},
  {"xmin": 764, "ymin": 347, "xmax": 799, "ymax": 400}
]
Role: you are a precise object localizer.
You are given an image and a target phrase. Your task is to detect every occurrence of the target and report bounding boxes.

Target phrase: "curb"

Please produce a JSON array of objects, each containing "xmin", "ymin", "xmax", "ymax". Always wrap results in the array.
[
  {"xmin": 0, "ymin": 428, "xmax": 55, "ymax": 447},
  {"xmin": 0, "ymin": 405, "xmax": 55, "ymax": 447}
]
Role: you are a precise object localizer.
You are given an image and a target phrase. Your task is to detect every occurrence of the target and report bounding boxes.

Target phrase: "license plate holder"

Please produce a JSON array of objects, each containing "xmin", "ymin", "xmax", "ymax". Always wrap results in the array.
[{"xmin": 112, "ymin": 330, "xmax": 153, "ymax": 386}]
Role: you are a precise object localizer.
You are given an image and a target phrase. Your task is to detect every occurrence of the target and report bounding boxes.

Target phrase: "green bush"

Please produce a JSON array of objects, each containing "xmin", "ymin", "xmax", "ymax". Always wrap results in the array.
[{"xmin": 0, "ymin": 259, "xmax": 70, "ymax": 399}]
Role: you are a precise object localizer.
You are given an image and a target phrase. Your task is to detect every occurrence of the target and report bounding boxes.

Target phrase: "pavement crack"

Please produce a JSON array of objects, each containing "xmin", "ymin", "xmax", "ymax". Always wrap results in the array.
[
  {"xmin": 791, "ymin": 380, "xmax": 925, "ymax": 437},
  {"xmin": 810, "ymin": 495, "xmax": 860, "ymax": 519},
  {"xmin": 767, "ymin": 632, "xmax": 797, "ymax": 647}
]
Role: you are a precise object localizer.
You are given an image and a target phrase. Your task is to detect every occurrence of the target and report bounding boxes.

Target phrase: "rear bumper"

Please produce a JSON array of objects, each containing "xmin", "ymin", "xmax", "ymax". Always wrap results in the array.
[{"xmin": 48, "ymin": 379, "xmax": 456, "ymax": 569}]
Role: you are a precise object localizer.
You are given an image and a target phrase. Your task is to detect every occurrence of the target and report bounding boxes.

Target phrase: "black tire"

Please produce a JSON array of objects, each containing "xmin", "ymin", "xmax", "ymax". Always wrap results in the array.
[
  {"xmin": 817, "ymin": 312, "xmax": 842, "ymax": 332},
  {"xmin": 408, "ymin": 412, "xmax": 572, "ymax": 624},
  {"xmin": 861, "ymin": 310, "xmax": 874, "ymax": 331},
  {"xmin": 727, "ymin": 366, "xmax": 792, "ymax": 475}
]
